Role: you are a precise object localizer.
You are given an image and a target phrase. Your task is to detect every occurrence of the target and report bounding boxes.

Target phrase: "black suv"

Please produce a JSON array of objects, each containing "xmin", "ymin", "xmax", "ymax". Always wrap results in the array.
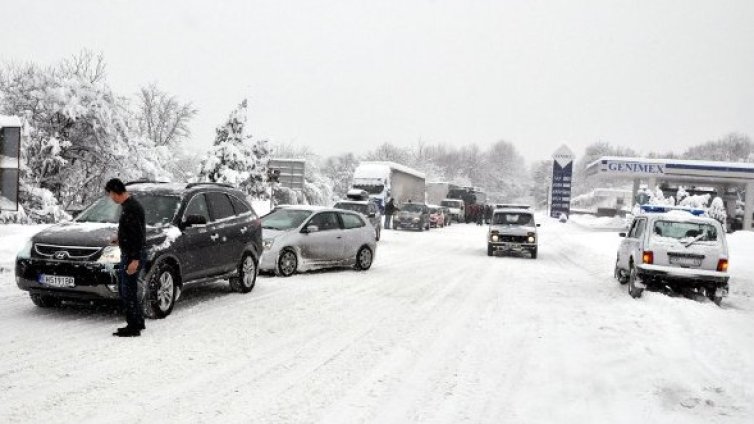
[{"xmin": 15, "ymin": 182, "xmax": 263, "ymax": 318}]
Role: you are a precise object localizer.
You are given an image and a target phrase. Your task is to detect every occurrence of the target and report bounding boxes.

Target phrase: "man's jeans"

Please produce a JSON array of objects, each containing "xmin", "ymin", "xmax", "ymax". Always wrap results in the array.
[
  {"xmin": 118, "ymin": 254, "xmax": 146, "ymax": 329},
  {"xmin": 384, "ymin": 215, "xmax": 393, "ymax": 229}
]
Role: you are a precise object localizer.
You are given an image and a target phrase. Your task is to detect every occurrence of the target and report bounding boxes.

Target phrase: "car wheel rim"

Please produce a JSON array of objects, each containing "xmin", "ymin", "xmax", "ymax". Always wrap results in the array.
[
  {"xmin": 158, "ymin": 272, "xmax": 174, "ymax": 311},
  {"xmin": 242, "ymin": 256, "xmax": 256, "ymax": 287},
  {"xmin": 359, "ymin": 249, "xmax": 372, "ymax": 268},
  {"xmin": 281, "ymin": 252, "xmax": 296, "ymax": 275}
]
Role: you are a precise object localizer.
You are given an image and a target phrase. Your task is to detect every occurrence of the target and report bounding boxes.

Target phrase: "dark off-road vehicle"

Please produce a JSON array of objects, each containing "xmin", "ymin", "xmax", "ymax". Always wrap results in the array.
[{"xmin": 15, "ymin": 182, "xmax": 262, "ymax": 318}]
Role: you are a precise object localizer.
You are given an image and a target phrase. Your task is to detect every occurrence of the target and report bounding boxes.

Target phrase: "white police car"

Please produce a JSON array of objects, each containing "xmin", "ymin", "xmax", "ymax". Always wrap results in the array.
[{"xmin": 614, "ymin": 205, "xmax": 730, "ymax": 305}]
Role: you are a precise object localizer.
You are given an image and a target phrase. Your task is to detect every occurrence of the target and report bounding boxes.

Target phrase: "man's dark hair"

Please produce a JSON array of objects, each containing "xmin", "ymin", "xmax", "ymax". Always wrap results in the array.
[{"xmin": 105, "ymin": 178, "xmax": 127, "ymax": 194}]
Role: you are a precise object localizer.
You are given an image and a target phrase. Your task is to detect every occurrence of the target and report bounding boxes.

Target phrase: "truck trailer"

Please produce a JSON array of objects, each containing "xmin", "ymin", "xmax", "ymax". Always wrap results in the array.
[{"xmin": 351, "ymin": 161, "xmax": 426, "ymax": 210}]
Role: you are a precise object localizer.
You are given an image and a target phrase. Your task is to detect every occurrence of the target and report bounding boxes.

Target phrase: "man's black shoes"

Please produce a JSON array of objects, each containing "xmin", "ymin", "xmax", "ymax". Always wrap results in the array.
[{"xmin": 113, "ymin": 326, "xmax": 143, "ymax": 337}]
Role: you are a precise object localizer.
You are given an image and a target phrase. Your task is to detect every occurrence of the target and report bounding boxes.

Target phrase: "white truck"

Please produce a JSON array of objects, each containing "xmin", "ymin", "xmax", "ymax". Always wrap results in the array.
[{"xmin": 351, "ymin": 161, "xmax": 425, "ymax": 211}]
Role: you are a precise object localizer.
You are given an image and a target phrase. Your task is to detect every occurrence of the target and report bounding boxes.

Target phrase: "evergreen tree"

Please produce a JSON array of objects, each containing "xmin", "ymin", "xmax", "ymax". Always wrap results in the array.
[{"xmin": 198, "ymin": 100, "xmax": 270, "ymax": 196}]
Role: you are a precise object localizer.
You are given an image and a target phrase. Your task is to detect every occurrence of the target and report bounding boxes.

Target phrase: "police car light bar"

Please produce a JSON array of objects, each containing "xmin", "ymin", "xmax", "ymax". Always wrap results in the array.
[{"xmin": 639, "ymin": 205, "xmax": 706, "ymax": 216}]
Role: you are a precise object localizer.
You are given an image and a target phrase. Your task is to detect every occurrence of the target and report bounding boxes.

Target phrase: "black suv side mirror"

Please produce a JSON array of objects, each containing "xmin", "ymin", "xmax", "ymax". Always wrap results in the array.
[{"xmin": 183, "ymin": 214, "xmax": 208, "ymax": 228}]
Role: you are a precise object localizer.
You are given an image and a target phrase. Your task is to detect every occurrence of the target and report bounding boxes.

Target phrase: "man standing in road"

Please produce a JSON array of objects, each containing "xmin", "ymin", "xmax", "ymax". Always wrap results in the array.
[
  {"xmin": 384, "ymin": 197, "xmax": 398, "ymax": 230},
  {"xmin": 106, "ymin": 178, "xmax": 147, "ymax": 337}
]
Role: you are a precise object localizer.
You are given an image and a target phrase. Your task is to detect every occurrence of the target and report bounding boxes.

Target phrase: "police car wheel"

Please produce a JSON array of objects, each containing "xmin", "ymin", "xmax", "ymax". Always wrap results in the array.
[{"xmin": 628, "ymin": 266, "xmax": 644, "ymax": 299}]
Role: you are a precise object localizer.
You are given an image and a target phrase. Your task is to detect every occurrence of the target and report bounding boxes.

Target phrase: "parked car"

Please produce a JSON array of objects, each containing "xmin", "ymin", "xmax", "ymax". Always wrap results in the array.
[
  {"xmin": 614, "ymin": 205, "xmax": 730, "ymax": 305},
  {"xmin": 428, "ymin": 205, "xmax": 446, "ymax": 228},
  {"xmin": 394, "ymin": 203, "xmax": 431, "ymax": 231},
  {"xmin": 488, "ymin": 208, "xmax": 540, "ymax": 258},
  {"xmin": 333, "ymin": 199, "xmax": 382, "ymax": 241},
  {"xmin": 259, "ymin": 206, "xmax": 377, "ymax": 277},
  {"xmin": 440, "ymin": 199, "xmax": 464, "ymax": 223},
  {"xmin": 15, "ymin": 182, "xmax": 263, "ymax": 318}
]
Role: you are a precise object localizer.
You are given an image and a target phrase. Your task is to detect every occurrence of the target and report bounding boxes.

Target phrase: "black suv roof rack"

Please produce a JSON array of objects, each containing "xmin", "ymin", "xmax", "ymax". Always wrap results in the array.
[
  {"xmin": 125, "ymin": 180, "xmax": 171, "ymax": 186},
  {"xmin": 185, "ymin": 182, "xmax": 235, "ymax": 189}
]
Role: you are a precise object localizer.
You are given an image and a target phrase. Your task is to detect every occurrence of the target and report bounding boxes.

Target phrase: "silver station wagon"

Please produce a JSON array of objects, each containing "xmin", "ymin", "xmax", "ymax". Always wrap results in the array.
[{"xmin": 259, "ymin": 206, "xmax": 377, "ymax": 277}]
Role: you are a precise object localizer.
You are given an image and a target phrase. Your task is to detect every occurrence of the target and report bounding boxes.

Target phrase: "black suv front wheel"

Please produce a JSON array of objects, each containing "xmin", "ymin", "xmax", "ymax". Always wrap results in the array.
[
  {"xmin": 145, "ymin": 262, "xmax": 178, "ymax": 318},
  {"xmin": 230, "ymin": 254, "xmax": 257, "ymax": 293}
]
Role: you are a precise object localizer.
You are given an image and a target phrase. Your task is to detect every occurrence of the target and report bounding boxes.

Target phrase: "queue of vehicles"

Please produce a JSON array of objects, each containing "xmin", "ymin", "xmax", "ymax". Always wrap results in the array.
[{"xmin": 13, "ymin": 167, "xmax": 734, "ymax": 316}]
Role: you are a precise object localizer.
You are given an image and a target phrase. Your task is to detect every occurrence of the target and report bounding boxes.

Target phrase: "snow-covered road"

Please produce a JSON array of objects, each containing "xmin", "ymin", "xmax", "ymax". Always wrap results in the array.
[{"xmin": 1, "ymin": 219, "xmax": 753, "ymax": 423}]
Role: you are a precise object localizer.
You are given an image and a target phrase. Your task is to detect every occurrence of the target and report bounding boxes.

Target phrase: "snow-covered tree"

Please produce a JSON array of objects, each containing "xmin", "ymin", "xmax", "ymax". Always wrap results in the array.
[
  {"xmin": 0, "ymin": 51, "xmax": 172, "ymax": 220},
  {"xmin": 198, "ymin": 99, "xmax": 270, "ymax": 197},
  {"xmin": 709, "ymin": 197, "xmax": 727, "ymax": 226}
]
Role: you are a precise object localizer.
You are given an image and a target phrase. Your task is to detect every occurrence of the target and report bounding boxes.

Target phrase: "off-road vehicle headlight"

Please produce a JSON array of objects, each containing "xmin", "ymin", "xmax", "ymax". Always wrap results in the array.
[
  {"xmin": 491, "ymin": 235, "xmax": 499, "ymax": 242},
  {"xmin": 527, "ymin": 236, "xmax": 536, "ymax": 243}
]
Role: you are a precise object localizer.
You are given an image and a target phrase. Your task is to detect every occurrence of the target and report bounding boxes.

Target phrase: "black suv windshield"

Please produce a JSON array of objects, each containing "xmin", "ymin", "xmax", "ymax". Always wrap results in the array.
[
  {"xmin": 76, "ymin": 194, "xmax": 181, "ymax": 226},
  {"xmin": 261, "ymin": 209, "xmax": 313, "ymax": 230},
  {"xmin": 334, "ymin": 203, "xmax": 368, "ymax": 215},
  {"xmin": 402, "ymin": 204, "xmax": 425, "ymax": 213},
  {"xmin": 493, "ymin": 213, "xmax": 533, "ymax": 226}
]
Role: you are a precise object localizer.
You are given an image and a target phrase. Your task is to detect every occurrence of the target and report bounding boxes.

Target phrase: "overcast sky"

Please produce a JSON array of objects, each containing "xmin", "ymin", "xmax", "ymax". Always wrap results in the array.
[{"xmin": 2, "ymin": 0, "xmax": 753, "ymax": 161}]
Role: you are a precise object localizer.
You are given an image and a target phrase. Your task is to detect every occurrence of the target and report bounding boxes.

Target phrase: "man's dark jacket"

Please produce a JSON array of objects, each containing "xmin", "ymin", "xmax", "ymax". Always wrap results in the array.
[{"xmin": 118, "ymin": 196, "xmax": 146, "ymax": 261}]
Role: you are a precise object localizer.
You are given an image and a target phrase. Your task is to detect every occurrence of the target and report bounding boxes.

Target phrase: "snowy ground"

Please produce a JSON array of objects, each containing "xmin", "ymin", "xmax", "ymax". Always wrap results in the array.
[{"xmin": 1, "ymin": 218, "xmax": 753, "ymax": 423}]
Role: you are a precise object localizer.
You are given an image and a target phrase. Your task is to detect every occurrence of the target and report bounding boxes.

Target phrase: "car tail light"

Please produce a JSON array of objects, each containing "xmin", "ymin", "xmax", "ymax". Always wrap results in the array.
[
  {"xmin": 642, "ymin": 251, "xmax": 654, "ymax": 264},
  {"xmin": 717, "ymin": 259, "xmax": 729, "ymax": 272}
]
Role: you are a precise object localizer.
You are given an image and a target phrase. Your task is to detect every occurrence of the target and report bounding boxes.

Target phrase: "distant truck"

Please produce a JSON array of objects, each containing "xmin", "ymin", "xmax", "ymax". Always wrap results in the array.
[
  {"xmin": 448, "ymin": 186, "xmax": 487, "ymax": 221},
  {"xmin": 350, "ymin": 161, "xmax": 426, "ymax": 211},
  {"xmin": 440, "ymin": 199, "xmax": 465, "ymax": 223},
  {"xmin": 426, "ymin": 182, "xmax": 460, "ymax": 206}
]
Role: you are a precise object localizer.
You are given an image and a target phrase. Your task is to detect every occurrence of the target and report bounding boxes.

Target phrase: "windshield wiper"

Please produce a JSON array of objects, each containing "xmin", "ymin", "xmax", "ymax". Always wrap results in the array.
[{"xmin": 683, "ymin": 234, "xmax": 706, "ymax": 248}]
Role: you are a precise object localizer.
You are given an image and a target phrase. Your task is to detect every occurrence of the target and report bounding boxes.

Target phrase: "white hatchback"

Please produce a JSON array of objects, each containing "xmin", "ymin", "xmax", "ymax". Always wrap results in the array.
[{"xmin": 614, "ymin": 206, "xmax": 730, "ymax": 305}]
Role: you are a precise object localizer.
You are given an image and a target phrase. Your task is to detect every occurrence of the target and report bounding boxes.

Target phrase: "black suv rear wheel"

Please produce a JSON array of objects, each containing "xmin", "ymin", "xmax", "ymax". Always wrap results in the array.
[
  {"xmin": 145, "ymin": 262, "xmax": 178, "ymax": 318},
  {"xmin": 230, "ymin": 254, "xmax": 257, "ymax": 293}
]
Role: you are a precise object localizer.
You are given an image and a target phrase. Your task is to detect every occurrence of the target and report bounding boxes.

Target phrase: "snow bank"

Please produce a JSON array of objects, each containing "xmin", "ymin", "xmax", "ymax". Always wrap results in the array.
[
  {"xmin": 569, "ymin": 214, "xmax": 630, "ymax": 231},
  {"xmin": 0, "ymin": 224, "xmax": 47, "ymax": 296}
]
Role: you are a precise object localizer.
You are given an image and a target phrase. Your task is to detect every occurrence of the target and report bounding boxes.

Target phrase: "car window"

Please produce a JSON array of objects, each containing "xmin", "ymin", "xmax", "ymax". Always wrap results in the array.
[
  {"xmin": 634, "ymin": 219, "xmax": 647, "ymax": 238},
  {"xmin": 261, "ymin": 209, "xmax": 312, "ymax": 230},
  {"xmin": 653, "ymin": 220, "xmax": 718, "ymax": 242},
  {"xmin": 309, "ymin": 212, "xmax": 341, "ymax": 231},
  {"xmin": 206, "ymin": 192, "xmax": 235, "ymax": 221},
  {"xmin": 627, "ymin": 220, "xmax": 639, "ymax": 238},
  {"xmin": 183, "ymin": 194, "xmax": 211, "ymax": 223},
  {"xmin": 341, "ymin": 213, "xmax": 366, "ymax": 229},
  {"xmin": 230, "ymin": 195, "xmax": 252, "ymax": 216}
]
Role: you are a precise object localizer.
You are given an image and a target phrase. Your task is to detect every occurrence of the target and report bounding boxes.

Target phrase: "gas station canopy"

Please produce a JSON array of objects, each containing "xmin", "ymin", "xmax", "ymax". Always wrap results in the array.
[{"xmin": 586, "ymin": 156, "xmax": 754, "ymax": 231}]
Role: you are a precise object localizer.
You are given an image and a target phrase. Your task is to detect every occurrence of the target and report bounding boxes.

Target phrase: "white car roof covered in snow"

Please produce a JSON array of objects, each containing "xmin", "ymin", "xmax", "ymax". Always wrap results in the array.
[
  {"xmin": 275, "ymin": 205, "xmax": 339, "ymax": 213},
  {"xmin": 644, "ymin": 210, "xmax": 721, "ymax": 226},
  {"xmin": 353, "ymin": 161, "xmax": 425, "ymax": 180}
]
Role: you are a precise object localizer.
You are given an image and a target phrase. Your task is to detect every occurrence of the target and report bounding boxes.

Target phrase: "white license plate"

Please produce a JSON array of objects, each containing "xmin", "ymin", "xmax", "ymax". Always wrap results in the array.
[
  {"xmin": 670, "ymin": 257, "xmax": 702, "ymax": 267},
  {"xmin": 39, "ymin": 274, "xmax": 75, "ymax": 288}
]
